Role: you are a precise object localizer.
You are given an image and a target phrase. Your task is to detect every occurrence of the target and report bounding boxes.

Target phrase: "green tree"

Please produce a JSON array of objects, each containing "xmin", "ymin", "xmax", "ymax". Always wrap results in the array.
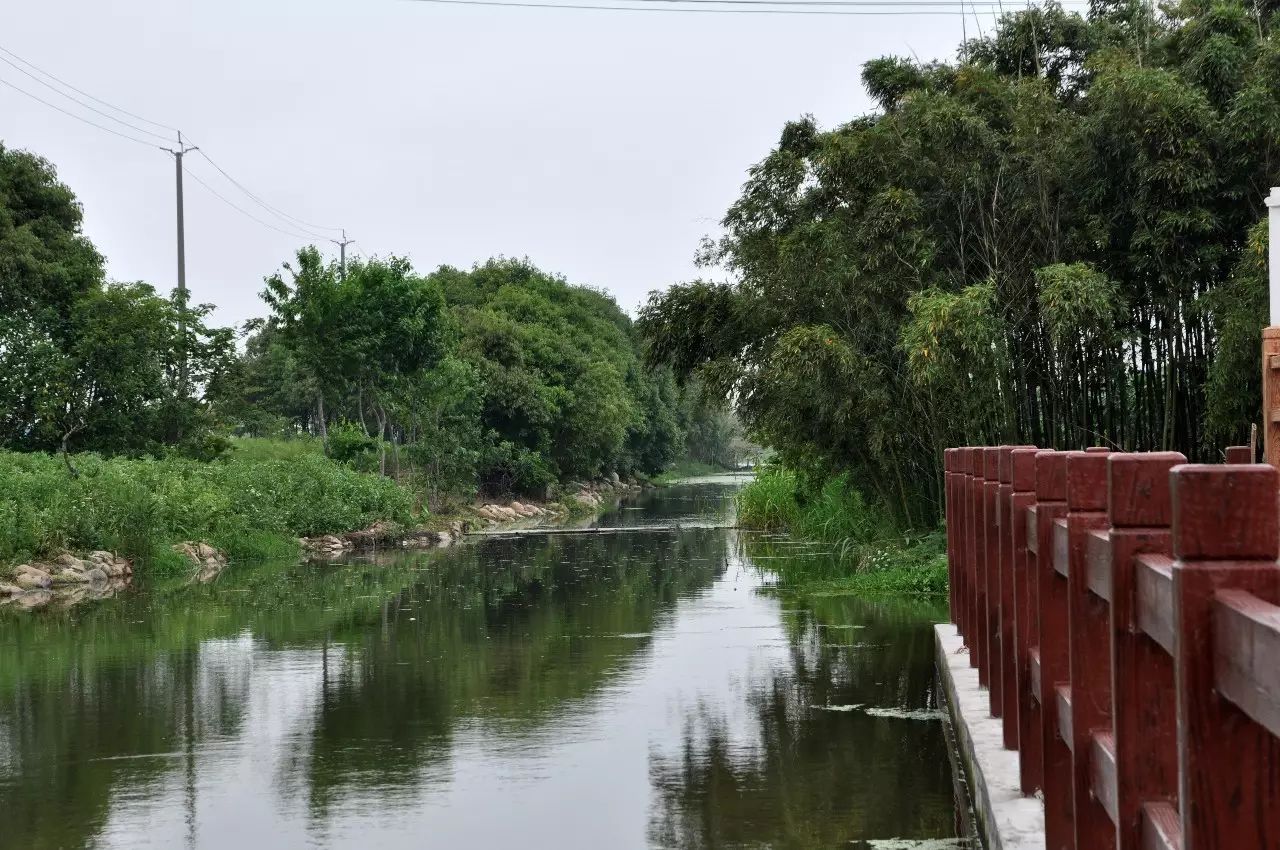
[
  {"xmin": 260, "ymin": 247, "xmax": 347, "ymax": 445},
  {"xmin": 641, "ymin": 0, "xmax": 1280, "ymax": 526}
]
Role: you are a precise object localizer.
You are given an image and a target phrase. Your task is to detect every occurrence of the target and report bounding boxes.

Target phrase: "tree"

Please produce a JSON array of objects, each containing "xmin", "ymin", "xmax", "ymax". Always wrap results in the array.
[
  {"xmin": 260, "ymin": 247, "xmax": 347, "ymax": 446},
  {"xmin": 0, "ymin": 144, "xmax": 103, "ymax": 327},
  {"xmin": 0, "ymin": 145, "xmax": 233, "ymax": 462},
  {"xmin": 640, "ymin": 0, "xmax": 1280, "ymax": 526},
  {"xmin": 401, "ymin": 357, "xmax": 484, "ymax": 510}
]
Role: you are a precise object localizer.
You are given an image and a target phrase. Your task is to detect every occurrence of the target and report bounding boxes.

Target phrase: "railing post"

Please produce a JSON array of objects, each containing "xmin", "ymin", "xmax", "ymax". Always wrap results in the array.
[
  {"xmin": 946, "ymin": 448, "xmax": 958, "ymax": 626},
  {"xmin": 1036, "ymin": 449, "xmax": 1075, "ymax": 849},
  {"xmin": 1171, "ymin": 463, "xmax": 1280, "ymax": 849},
  {"xmin": 1010, "ymin": 447, "xmax": 1042, "ymax": 795},
  {"xmin": 985, "ymin": 446, "xmax": 1004, "ymax": 715},
  {"xmin": 957, "ymin": 447, "xmax": 973, "ymax": 644},
  {"xmin": 1107, "ymin": 452, "xmax": 1182, "ymax": 850},
  {"xmin": 969, "ymin": 447, "xmax": 987, "ymax": 672},
  {"xmin": 999, "ymin": 445, "xmax": 1036, "ymax": 748},
  {"xmin": 1065, "ymin": 450, "xmax": 1116, "ymax": 850}
]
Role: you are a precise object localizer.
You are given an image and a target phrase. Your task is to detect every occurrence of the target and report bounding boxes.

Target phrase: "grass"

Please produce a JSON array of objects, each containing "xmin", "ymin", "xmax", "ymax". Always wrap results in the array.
[
  {"xmin": 651, "ymin": 460, "xmax": 734, "ymax": 486},
  {"xmin": 226, "ymin": 436, "xmax": 325, "ymax": 463},
  {"xmin": 737, "ymin": 467, "xmax": 947, "ymax": 597},
  {"xmin": 0, "ymin": 448, "xmax": 415, "ymax": 575}
]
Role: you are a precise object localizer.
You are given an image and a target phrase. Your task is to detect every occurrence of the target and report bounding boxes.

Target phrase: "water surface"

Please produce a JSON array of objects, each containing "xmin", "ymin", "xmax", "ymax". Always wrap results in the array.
[{"xmin": 0, "ymin": 476, "xmax": 968, "ymax": 849}]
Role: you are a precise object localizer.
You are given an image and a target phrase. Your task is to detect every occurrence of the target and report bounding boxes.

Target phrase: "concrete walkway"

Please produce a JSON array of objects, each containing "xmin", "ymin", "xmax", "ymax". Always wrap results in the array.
[{"xmin": 935, "ymin": 624, "xmax": 1045, "ymax": 850}]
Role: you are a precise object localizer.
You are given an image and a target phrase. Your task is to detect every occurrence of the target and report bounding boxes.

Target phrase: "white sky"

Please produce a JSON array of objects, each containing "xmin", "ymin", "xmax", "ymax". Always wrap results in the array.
[{"xmin": 3, "ymin": 0, "xmax": 970, "ymax": 328}]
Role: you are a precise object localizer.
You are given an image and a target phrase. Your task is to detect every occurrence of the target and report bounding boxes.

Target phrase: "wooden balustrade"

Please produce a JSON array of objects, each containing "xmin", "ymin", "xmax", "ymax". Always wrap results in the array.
[{"xmin": 944, "ymin": 447, "xmax": 1280, "ymax": 850}]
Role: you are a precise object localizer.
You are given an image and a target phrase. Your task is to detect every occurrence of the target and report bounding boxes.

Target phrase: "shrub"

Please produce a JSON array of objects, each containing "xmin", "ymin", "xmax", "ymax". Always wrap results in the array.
[
  {"xmin": 737, "ymin": 467, "xmax": 947, "ymax": 596},
  {"xmin": 735, "ymin": 468, "xmax": 801, "ymax": 531},
  {"xmin": 0, "ymin": 448, "xmax": 415, "ymax": 570}
]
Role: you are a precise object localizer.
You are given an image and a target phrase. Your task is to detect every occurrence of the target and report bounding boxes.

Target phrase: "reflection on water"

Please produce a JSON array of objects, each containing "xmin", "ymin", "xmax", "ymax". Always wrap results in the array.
[{"xmin": 0, "ymin": 478, "xmax": 968, "ymax": 849}]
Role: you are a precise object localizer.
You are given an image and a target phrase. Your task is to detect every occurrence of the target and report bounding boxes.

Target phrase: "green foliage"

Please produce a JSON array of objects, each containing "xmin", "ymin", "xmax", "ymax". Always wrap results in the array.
[
  {"xmin": 0, "ymin": 145, "xmax": 235, "ymax": 459},
  {"xmin": 441, "ymin": 258, "xmax": 642, "ymax": 485},
  {"xmin": 0, "ymin": 143, "xmax": 102, "ymax": 323},
  {"xmin": 399, "ymin": 356, "xmax": 484, "ymax": 510},
  {"xmin": 1204, "ymin": 221, "xmax": 1269, "ymax": 443},
  {"xmin": 0, "ymin": 449, "xmax": 413, "ymax": 570},
  {"xmin": 737, "ymin": 470, "xmax": 947, "ymax": 596},
  {"xmin": 642, "ymin": 0, "xmax": 1280, "ymax": 527},
  {"xmin": 227, "ymin": 436, "xmax": 324, "ymax": 462},
  {"xmin": 326, "ymin": 421, "xmax": 381, "ymax": 466},
  {"xmin": 735, "ymin": 469, "xmax": 802, "ymax": 532},
  {"xmin": 650, "ymin": 460, "xmax": 733, "ymax": 486},
  {"xmin": 5, "ymin": 138, "xmax": 738, "ymax": 506},
  {"xmin": 222, "ymin": 253, "xmax": 737, "ymax": 499},
  {"xmin": 1036, "ymin": 263, "xmax": 1123, "ymax": 348}
]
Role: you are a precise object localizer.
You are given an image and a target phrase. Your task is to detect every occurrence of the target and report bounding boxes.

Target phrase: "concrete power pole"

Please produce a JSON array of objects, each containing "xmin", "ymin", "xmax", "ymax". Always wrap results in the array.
[
  {"xmin": 166, "ymin": 133, "xmax": 199, "ymax": 396},
  {"xmin": 1263, "ymin": 187, "xmax": 1280, "ymax": 467},
  {"xmin": 332, "ymin": 230, "xmax": 355, "ymax": 280}
]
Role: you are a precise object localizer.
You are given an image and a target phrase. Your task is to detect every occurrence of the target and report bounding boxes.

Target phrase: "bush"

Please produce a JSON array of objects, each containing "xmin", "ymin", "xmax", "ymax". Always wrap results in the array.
[
  {"xmin": 737, "ymin": 467, "xmax": 946, "ymax": 596},
  {"xmin": 479, "ymin": 440, "xmax": 556, "ymax": 497},
  {"xmin": 325, "ymin": 421, "xmax": 383, "ymax": 471},
  {"xmin": 735, "ymin": 467, "xmax": 801, "ymax": 531},
  {"xmin": 0, "ymin": 449, "xmax": 415, "ymax": 570}
]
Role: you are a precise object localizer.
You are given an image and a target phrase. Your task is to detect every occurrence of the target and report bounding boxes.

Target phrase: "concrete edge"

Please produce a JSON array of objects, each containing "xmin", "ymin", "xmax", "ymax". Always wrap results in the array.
[{"xmin": 934, "ymin": 624, "xmax": 1045, "ymax": 850}]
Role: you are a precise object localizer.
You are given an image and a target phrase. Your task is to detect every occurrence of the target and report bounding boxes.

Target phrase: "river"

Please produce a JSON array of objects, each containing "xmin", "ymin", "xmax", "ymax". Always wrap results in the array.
[{"xmin": 0, "ymin": 475, "xmax": 971, "ymax": 849}]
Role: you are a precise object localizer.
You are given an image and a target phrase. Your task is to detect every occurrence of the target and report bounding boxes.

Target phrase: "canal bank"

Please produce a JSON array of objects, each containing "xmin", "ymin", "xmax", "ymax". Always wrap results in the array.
[{"xmin": 935, "ymin": 624, "xmax": 1045, "ymax": 850}]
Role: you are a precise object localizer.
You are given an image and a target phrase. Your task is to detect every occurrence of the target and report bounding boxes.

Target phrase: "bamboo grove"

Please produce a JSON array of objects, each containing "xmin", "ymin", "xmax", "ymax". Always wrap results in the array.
[{"xmin": 638, "ymin": 0, "xmax": 1280, "ymax": 527}]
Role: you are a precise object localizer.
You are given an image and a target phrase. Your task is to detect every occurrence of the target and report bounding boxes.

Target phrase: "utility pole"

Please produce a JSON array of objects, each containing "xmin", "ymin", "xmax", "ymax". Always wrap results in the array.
[
  {"xmin": 165, "ymin": 132, "xmax": 199, "ymax": 397},
  {"xmin": 332, "ymin": 229, "xmax": 355, "ymax": 280}
]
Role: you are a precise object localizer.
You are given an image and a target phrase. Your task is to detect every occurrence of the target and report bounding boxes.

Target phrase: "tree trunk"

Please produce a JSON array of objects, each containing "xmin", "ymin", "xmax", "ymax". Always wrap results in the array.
[
  {"xmin": 374, "ymin": 404, "xmax": 388, "ymax": 476},
  {"xmin": 317, "ymin": 392, "xmax": 329, "ymax": 449},
  {"xmin": 61, "ymin": 423, "xmax": 83, "ymax": 479}
]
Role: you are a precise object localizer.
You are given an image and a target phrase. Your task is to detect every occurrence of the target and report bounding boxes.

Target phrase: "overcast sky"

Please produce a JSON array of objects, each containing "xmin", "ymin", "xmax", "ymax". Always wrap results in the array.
[{"xmin": 4, "ymin": 0, "xmax": 970, "ymax": 328}]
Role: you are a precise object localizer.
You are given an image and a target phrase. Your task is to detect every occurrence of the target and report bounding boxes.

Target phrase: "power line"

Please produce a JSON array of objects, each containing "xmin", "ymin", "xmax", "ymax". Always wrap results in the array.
[
  {"xmin": 0, "ymin": 41, "xmax": 345, "ymax": 242},
  {"xmin": 0, "ymin": 75, "xmax": 164, "ymax": 149},
  {"xmin": 191, "ymin": 148, "xmax": 344, "ymax": 236},
  {"xmin": 0, "ymin": 43, "xmax": 179, "ymax": 133},
  {"xmin": 403, "ymin": 0, "xmax": 1077, "ymax": 12},
  {"xmin": 183, "ymin": 164, "xmax": 322, "ymax": 242},
  {"xmin": 521, "ymin": 0, "xmax": 1085, "ymax": 4},
  {"xmin": 0, "ymin": 52, "xmax": 175, "ymax": 144}
]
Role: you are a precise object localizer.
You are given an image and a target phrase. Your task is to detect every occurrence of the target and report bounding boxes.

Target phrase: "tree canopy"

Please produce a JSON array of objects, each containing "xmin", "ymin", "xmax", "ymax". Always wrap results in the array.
[
  {"xmin": 0, "ymin": 143, "xmax": 739, "ymax": 502},
  {"xmin": 639, "ymin": 0, "xmax": 1280, "ymax": 525}
]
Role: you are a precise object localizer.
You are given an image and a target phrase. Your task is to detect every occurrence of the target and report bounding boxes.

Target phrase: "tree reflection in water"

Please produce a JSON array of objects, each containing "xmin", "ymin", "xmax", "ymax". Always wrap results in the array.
[{"xmin": 649, "ymin": 541, "xmax": 968, "ymax": 849}]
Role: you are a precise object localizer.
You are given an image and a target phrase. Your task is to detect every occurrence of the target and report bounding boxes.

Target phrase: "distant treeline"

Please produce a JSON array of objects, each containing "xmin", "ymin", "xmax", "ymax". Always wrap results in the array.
[
  {"xmin": 0, "ymin": 142, "xmax": 741, "ymax": 508},
  {"xmin": 639, "ymin": 0, "xmax": 1280, "ymax": 527}
]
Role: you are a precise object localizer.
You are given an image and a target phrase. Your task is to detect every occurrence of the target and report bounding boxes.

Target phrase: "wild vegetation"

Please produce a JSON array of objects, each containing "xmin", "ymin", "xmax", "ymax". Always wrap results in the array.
[
  {"xmin": 0, "ymin": 142, "xmax": 739, "ymax": 572},
  {"xmin": 0, "ymin": 449, "xmax": 413, "ymax": 572},
  {"xmin": 737, "ymin": 469, "xmax": 947, "ymax": 595},
  {"xmin": 641, "ymin": 0, "xmax": 1280, "ymax": 567}
]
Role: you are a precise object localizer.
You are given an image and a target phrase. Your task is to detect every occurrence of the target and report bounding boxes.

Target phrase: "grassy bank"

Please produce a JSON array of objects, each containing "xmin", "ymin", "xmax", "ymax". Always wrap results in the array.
[
  {"xmin": 0, "ymin": 447, "xmax": 414, "ymax": 574},
  {"xmin": 737, "ymin": 468, "xmax": 946, "ymax": 596},
  {"xmin": 650, "ymin": 460, "xmax": 737, "ymax": 486}
]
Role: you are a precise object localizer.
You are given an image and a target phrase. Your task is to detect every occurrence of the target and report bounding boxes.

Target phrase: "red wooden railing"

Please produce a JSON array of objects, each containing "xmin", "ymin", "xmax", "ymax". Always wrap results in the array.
[{"xmin": 944, "ymin": 445, "xmax": 1280, "ymax": 850}]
